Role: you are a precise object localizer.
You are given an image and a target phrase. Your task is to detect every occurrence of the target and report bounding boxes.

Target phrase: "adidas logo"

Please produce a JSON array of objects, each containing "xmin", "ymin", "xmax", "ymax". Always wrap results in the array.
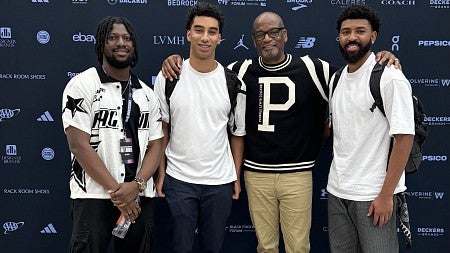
[
  {"xmin": 40, "ymin": 223, "xmax": 57, "ymax": 234},
  {"xmin": 37, "ymin": 111, "xmax": 54, "ymax": 122}
]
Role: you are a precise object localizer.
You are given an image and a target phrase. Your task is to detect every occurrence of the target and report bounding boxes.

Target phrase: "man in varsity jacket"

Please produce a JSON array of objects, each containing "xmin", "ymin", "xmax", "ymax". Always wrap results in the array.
[
  {"xmin": 161, "ymin": 11, "xmax": 399, "ymax": 253},
  {"xmin": 153, "ymin": 3, "xmax": 246, "ymax": 253},
  {"xmin": 327, "ymin": 5, "xmax": 414, "ymax": 252},
  {"xmin": 62, "ymin": 16, "xmax": 163, "ymax": 252}
]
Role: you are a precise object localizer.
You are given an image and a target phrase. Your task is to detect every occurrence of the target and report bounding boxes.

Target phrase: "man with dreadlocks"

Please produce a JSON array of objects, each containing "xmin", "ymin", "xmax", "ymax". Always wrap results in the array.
[{"xmin": 62, "ymin": 16, "xmax": 163, "ymax": 252}]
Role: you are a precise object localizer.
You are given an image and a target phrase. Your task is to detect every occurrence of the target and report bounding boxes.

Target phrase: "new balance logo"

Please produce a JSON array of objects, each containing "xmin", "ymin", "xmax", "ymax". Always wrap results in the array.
[
  {"xmin": 32, "ymin": 0, "xmax": 49, "ymax": 2},
  {"xmin": 37, "ymin": 111, "xmax": 54, "ymax": 122},
  {"xmin": 40, "ymin": 223, "xmax": 57, "ymax": 234},
  {"xmin": 295, "ymin": 37, "xmax": 316, "ymax": 49}
]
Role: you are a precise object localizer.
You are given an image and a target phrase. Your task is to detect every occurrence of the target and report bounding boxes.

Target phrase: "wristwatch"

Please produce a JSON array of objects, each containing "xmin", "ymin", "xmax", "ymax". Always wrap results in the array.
[{"xmin": 133, "ymin": 177, "xmax": 147, "ymax": 193}]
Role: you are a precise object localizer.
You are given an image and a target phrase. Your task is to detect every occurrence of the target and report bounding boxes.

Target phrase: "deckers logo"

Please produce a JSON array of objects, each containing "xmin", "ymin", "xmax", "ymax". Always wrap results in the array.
[
  {"xmin": 0, "ymin": 27, "xmax": 16, "ymax": 47},
  {"xmin": 296, "ymin": 37, "xmax": 315, "ymax": 48},
  {"xmin": 73, "ymin": 32, "xmax": 96, "ymax": 43},
  {"xmin": 424, "ymin": 116, "xmax": 450, "ymax": 126},
  {"xmin": 417, "ymin": 227, "xmax": 445, "ymax": 237},
  {"xmin": 153, "ymin": 35, "xmax": 185, "ymax": 45},
  {"xmin": 430, "ymin": 0, "xmax": 450, "ymax": 9}
]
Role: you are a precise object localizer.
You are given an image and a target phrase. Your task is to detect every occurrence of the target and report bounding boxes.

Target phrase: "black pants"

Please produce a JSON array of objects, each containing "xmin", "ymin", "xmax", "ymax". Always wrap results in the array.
[{"xmin": 69, "ymin": 197, "xmax": 154, "ymax": 253}]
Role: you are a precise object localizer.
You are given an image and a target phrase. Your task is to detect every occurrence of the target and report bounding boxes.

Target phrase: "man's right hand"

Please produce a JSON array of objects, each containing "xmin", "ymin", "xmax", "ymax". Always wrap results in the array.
[
  {"xmin": 155, "ymin": 169, "xmax": 165, "ymax": 197},
  {"xmin": 161, "ymin": 54, "xmax": 183, "ymax": 81}
]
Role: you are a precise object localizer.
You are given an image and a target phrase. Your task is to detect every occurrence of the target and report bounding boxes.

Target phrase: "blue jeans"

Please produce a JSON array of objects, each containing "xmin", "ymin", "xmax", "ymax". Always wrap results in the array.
[
  {"xmin": 69, "ymin": 197, "xmax": 154, "ymax": 253},
  {"xmin": 328, "ymin": 193, "xmax": 398, "ymax": 253},
  {"xmin": 163, "ymin": 174, "xmax": 233, "ymax": 253}
]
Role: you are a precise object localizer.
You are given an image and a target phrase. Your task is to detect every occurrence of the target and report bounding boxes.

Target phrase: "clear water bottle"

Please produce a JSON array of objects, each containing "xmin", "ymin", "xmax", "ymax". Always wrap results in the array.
[{"xmin": 112, "ymin": 196, "xmax": 140, "ymax": 239}]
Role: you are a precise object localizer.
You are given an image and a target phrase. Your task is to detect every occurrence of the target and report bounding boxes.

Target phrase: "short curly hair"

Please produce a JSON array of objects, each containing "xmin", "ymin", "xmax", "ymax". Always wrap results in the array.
[
  {"xmin": 94, "ymin": 16, "xmax": 138, "ymax": 67},
  {"xmin": 185, "ymin": 2, "xmax": 224, "ymax": 33},
  {"xmin": 336, "ymin": 4, "xmax": 380, "ymax": 33}
]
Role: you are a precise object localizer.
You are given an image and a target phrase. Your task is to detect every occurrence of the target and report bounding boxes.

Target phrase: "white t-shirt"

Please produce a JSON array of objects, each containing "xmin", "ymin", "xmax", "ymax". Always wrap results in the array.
[
  {"xmin": 62, "ymin": 66, "xmax": 163, "ymax": 199},
  {"xmin": 327, "ymin": 53, "xmax": 415, "ymax": 201},
  {"xmin": 154, "ymin": 59, "xmax": 246, "ymax": 185}
]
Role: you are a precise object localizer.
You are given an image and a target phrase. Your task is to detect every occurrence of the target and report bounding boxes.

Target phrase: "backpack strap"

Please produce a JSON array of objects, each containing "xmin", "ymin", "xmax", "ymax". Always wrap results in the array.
[
  {"xmin": 330, "ymin": 66, "xmax": 345, "ymax": 99},
  {"xmin": 301, "ymin": 56, "xmax": 329, "ymax": 102},
  {"xmin": 224, "ymin": 67, "xmax": 243, "ymax": 132},
  {"xmin": 165, "ymin": 77, "xmax": 178, "ymax": 124},
  {"xmin": 369, "ymin": 63, "xmax": 387, "ymax": 116}
]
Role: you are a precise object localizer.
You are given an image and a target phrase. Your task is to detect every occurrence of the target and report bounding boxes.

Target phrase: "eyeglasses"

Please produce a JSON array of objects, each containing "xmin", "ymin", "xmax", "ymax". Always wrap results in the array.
[{"xmin": 253, "ymin": 27, "xmax": 285, "ymax": 41}]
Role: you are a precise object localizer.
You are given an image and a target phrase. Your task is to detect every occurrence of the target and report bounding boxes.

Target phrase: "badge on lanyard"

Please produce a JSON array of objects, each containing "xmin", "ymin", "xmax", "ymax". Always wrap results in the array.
[{"xmin": 120, "ymin": 137, "xmax": 134, "ymax": 164}]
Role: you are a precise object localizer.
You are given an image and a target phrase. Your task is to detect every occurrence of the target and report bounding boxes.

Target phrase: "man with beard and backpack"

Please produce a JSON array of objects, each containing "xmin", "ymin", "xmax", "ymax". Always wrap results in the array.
[{"xmin": 327, "ymin": 5, "xmax": 414, "ymax": 252}]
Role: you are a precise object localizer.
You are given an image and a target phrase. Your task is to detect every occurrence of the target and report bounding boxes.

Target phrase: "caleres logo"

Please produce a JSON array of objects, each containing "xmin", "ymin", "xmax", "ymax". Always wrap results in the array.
[
  {"xmin": 417, "ymin": 227, "xmax": 445, "ymax": 237},
  {"xmin": 3, "ymin": 221, "xmax": 25, "ymax": 234},
  {"xmin": 73, "ymin": 32, "xmax": 96, "ymax": 43},
  {"xmin": 0, "ymin": 108, "xmax": 20, "ymax": 122},
  {"xmin": 296, "ymin": 37, "xmax": 316, "ymax": 49},
  {"xmin": 423, "ymin": 155, "xmax": 447, "ymax": 162},
  {"xmin": 330, "ymin": 0, "xmax": 366, "ymax": 7},
  {"xmin": 153, "ymin": 35, "xmax": 185, "ymax": 45}
]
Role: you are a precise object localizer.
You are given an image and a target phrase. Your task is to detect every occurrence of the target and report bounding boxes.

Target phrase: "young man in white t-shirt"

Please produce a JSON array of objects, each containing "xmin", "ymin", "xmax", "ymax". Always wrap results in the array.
[
  {"xmin": 153, "ymin": 2, "xmax": 246, "ymax": 253},
  {"xmin": 327, "ymin": 4, "xmax": 414, "ymax": 253}
]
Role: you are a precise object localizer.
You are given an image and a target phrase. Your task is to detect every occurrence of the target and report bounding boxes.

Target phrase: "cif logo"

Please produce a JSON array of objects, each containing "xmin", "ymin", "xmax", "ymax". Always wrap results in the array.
[
  {"xmin": 0, "ymin": 27, "xmax": 12, "ymax": 38},
  {"xmin": 73, "ymin": 32, "xmax": 96, "ymax": 43},
  {"xmin": 422, "ymin": 155, "xmax": 447, "ymax": 162},
  {"xmin": 391, "ymin": 35, "xmax": 399, "ymax": 51},
  {"xmin": 296, "ymin": 37, "xmax": 315, "ymax": 48},
  {"xmin": 3, "ymin": 221, "xmax": 25, "ymax": 234},
  {"xmin": 0, "ymin": 108, "xmax": 20, "ymax": 122},
  {"xmin": 6, "ymin": 145, "xmax": 17, "ymax": 155},
  {"xmin": 218, "ymin": 0, "xmax": 229, "ymax": 4}
]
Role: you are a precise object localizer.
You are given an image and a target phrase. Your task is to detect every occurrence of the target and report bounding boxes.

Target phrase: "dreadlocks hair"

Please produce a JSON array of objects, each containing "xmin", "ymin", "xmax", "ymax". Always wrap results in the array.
[
  {"xmin": 336, "ymin": 4, "xmax": 381, "ymax": 33},
  {"xmin": 185, "ymin": 2, "xmax": 224, "ymax": 33},
  {"xmin": 95, "ymin": 16, "xmax": 139, "ymax": 67}
]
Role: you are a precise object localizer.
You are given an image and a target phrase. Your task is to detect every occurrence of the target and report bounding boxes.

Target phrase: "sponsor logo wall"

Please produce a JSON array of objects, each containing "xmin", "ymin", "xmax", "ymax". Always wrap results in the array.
[{"xmin": 0, "ymin": 1, "xmax": 448, "ymax": 252}]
